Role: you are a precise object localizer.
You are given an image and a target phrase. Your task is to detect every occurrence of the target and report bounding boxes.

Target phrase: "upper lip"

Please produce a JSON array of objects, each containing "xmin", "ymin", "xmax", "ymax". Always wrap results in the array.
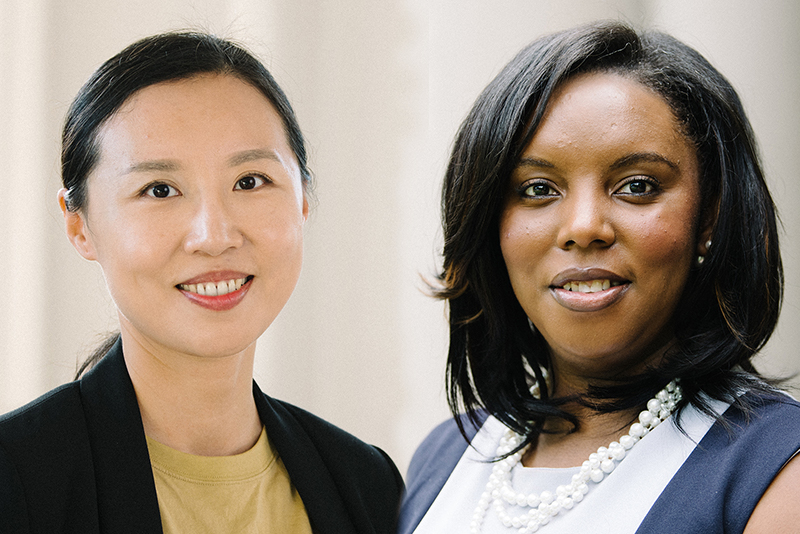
[
  {"xmin": 550, "ymin": 268, "xmax": 628, "ymax": 288},
  {"xmin": 177, "ymin": 270, "xmax": 252, "ymax": 286}
]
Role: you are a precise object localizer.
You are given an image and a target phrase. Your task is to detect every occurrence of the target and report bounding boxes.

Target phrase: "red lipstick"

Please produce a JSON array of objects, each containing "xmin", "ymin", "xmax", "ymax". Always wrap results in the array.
[{"xmin": 176, "ymin": 271, "xmax": 253, "ymax": 312}]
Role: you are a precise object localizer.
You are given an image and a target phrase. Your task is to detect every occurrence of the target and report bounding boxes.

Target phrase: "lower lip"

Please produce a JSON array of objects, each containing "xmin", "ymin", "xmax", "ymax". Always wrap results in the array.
[
  {"xmin": 179, "ymin": 279, "xmax": 252, "ymax": 311},
  {"xmin": 551, "ymin": 283, "xmax": 629, "ymax": 312}
]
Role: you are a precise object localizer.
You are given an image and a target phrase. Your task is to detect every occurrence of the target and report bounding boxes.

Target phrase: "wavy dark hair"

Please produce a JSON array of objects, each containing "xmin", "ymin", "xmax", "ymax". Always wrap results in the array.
[
  {"xmin": 66, "ymin": 31, "xmax": 312, "ymax": 378},
  {"xmin": 438, "ymin": 21, "xmax": 783, "ymax": 444}
]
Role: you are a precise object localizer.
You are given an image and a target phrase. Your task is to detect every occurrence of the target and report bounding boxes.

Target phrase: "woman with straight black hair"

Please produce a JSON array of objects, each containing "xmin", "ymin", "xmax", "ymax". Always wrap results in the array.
[
  {"xmin": 400, "ymin": 21, "xmax": 800, "ymax": 533},
  {"xmin": 0, "ymin": 32, "xmax": 402, "ymax": 534}
]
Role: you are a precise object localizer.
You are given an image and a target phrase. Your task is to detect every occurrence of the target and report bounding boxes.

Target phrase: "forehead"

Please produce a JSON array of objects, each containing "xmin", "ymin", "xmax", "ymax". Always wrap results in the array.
[
  {"xmin": 90, "ymin": 74, "xmax": 300, "ymax": 185},
  {"xmin": 528, "ymin": 71, "xmax": 690, "ymax": 152},
  {"xmin": 97, "ymin": 74, "xmax": 290, "ymax": 157}
]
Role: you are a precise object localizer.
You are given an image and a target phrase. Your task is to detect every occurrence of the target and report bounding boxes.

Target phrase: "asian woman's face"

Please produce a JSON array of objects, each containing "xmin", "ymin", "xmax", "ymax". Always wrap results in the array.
[
  {"xmin": 63, "ymin": 74, "xmax": 308, "ymax": 358},
  {"xmin": 499, "ymin": 72, "xmax": 709, "ymax": 381}
]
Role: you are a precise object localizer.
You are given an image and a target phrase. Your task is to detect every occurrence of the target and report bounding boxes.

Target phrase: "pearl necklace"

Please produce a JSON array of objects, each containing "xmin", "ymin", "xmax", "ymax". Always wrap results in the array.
[{"xmin": 470, "ymin": 380, "xmax": 682, "ymax": 533}]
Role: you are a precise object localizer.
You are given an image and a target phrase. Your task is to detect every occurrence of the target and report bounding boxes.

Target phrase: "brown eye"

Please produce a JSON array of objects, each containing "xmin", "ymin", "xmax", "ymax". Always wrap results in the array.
[
  {"xmin": 237, "ymin": 176, "xmax": 256, "ymax": 190},
  {"xmin": 234, "ymin": 173, "xmax": 269, "ymax": 191},
  {"xmin": 145, "ymin": 183, "xmax": 179, "ymax": 198},
  {"xmin": 618, "ymin": 180, "xmax": 655, "ymax": 194},
  {"xmin": 523, "ymin": 183, "xmax": 556, "ymax": 197}
]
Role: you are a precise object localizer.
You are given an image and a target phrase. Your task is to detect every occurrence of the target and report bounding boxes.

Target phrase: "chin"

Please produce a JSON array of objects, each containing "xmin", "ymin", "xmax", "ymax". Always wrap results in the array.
[
  {"xmin": 151, "ymin": 324, "xmax": 265, "ymax": 360},
  {"xmin": 182, "ymin": 340, "xmax": 258, "ymax": 359}
]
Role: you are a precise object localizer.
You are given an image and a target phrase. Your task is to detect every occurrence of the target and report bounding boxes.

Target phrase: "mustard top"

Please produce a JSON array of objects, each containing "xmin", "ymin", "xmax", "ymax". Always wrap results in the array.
[{"xmin": 146, "ymin": 427, "xmax": 313, "ymax": 533}]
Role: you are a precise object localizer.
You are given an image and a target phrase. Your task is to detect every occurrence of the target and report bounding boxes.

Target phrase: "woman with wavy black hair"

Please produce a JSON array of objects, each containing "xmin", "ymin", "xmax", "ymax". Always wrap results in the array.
[
  {"xmin": 400, "ymin": 21, "xmax": 800, "ymax": 533},
  {"xmin": 0, "ymin": 32, "xmax": 401, "ymax": 534}
]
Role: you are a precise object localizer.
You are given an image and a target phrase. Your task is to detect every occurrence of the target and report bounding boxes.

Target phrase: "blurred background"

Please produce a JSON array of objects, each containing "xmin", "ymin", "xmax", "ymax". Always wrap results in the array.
[{"xmin": 1, "ymin": 0, "xmax": 798, "ymax": 474}]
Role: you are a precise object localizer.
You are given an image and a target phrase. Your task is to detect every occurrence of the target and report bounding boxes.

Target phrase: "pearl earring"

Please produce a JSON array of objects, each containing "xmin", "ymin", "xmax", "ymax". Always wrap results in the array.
[{"xmin": 697, "ymin": 239, "xmax": 712, "ymax": 266}]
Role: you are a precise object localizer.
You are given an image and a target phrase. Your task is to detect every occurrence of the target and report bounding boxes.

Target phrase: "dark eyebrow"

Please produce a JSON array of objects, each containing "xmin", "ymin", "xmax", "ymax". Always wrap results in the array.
[
  {"xmin": 126, "ymin": 160, "xmax": 180, "ymax": 173},
  {"xmin": 515, "ymin": 153, "xmax": 680, "ymax": 173},
  {"xmin": 123, "ymin": 149, "xmax": 282, "ymax": 175},
  {"xmin": 227, "ymin": 148, "xmax": 282, "ymax": 167},
  {"xmin": 609, "ymin": 152, "xmax": 679, "ymax": 172},
  {"xmin": 515, "ymin": 157, "xmax": 556, "ymax": 170}
]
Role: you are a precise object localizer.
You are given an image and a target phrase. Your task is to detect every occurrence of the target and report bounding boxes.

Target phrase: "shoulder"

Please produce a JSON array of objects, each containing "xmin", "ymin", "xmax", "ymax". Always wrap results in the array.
[
  {"xmin": 744, "ymin": 451, "xmax": 800, "ymax": 533},
  {"xmin": 638, "ymin": 390, "xmax": 800, "ymax": 533},
  {"xmin": 0, "ymin": 381, "xmax": 85, "ymax": 450},
  {"xmin": 727, "ymin": 390, "xmax": 800, "ymax": 441},
  {"xmin": 696, "ymin": 390, "xmax": 800, "ymax": 482},
  {"xmin": 739, "ymin": 392, "xmax": 800, "ymax": 532},
  {"xmin": 406, "ymin": 413, "xmax": 486, "ymax": 489},
  {"xmin": 0, "ymin": 380, "xmax": 95, "ymax": 483},
  {"xmin": 713, "ymin": 392, "xmax": 800, "ymax": 530},
  {"xmin": 680, "ymin": 389, "xmax": 800, "ymax": 453},
  {"xmin": 406, "ymin": 416, "xmax": 478, "ymax": 486},
  {"xmin": 0, "ymin": 382, "xmax": 94, "ymax": 533},
  {"xmin": 272, "ymin": 398, "xmax": 401, "ymax": 480},
  {"xmin": 398, "ymin": 413, "xmax": 486, "ymax": 534},
  {"xmin": 254, "ymin": 390, "xmax": 403, "ymax": 533}
]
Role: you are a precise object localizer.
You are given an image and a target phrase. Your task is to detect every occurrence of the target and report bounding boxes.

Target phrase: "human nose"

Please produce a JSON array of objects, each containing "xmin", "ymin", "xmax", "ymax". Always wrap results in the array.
[
  {"xmin": 183, "ymin": 195, "xmax": 244, "ymax": 256},
  {"xmin": 556, "ymin": 190, "xmax": 615, "ymax": 250}
]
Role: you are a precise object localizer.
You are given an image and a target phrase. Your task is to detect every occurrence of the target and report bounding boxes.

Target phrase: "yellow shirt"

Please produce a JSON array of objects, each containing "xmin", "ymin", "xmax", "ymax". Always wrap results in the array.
[{"xmin": 146, "ymin": 428, "xmax": 313, "ymax": 534}]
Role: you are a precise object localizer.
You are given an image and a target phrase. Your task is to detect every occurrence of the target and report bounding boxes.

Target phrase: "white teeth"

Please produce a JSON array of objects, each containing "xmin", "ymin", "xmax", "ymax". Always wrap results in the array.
[
  {"xmin": 179, "ymin": 278, "xmax": 248, "ymax": 296},
  {"xmin": 562, "ymin": 279, "xmax": 618, "ymax": 293}
]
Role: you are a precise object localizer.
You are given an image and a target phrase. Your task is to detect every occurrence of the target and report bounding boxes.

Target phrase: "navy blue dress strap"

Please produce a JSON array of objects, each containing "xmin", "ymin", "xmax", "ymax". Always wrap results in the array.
[
  {"xmin": 398, "ymin": 412, "xmax": 487, "ymax": 534},
  {"xmin": 636, "ymin": 393, "xmax": 800, "ymax": 533}
]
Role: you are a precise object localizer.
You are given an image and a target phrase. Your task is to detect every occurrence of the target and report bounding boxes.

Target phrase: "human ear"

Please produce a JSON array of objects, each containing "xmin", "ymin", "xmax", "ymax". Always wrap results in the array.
[
  {"xmin": 58, "ymin": 188, "xmax": 97, "ymax": 261},
  {"xmin": 301, "ymin": 195, "xmax": 309, "ymax": 222},
  {"xmin": 697, "ymin": 232, "xmax": 712, "ymax": 257},
  {"xmin": 697, "ymin": 214, "xmax": 716, "ymax": 257},
  {"xmin": 696, "ymin": 192, "xmax": 719, "ymax": 258}
]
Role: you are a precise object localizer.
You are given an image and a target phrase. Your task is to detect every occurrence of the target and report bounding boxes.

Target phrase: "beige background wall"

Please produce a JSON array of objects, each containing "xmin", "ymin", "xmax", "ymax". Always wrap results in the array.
[{"xmin": 1, "ymin": 0, "xmax": 798, "ymax": 473}]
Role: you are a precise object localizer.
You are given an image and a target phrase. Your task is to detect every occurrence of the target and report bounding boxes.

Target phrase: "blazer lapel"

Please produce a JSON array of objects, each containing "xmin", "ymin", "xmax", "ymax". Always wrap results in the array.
[
  {"xmin": 253, "ymin": 385, "xmax": 358, "ymax": 534},
  {"xmin": 79, "ymin": 340, "xmax": 163, "ymax": 533}
]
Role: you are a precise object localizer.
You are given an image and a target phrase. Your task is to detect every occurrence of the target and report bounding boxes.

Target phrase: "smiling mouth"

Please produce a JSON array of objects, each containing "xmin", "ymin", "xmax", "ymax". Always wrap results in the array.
[
  {"xmin": 177, "ymin": 276, "xmax": 253, "ymax": 296},
  {"xmin": 560, "ymin": 279, "xmax": 625, "ymax": 293}
]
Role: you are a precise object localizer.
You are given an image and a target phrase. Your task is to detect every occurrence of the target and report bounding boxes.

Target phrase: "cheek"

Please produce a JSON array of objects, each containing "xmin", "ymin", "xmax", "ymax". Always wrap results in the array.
[
  {"xmin": 253, "ymin": 207, "xmax": 305, "ymax": 269},
  {"xmin": 90, "ymin": 209, "xmax": 177, "ymax": 292},
  {"xmin": 269, "ymin": 226, "xmax": 304, "ymax": 273},
  {"xmin": 499, "ymin": 209, "xmax": 551, "ymax": 278},
  {"xmin": 630, "ymin": 209, "xmax": 697, "ymax": 282}
]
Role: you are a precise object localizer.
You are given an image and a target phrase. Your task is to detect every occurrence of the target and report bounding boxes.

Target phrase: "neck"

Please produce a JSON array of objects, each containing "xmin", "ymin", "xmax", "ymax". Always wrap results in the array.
[
  {"xmin": 522, "ymin": 405, "xmax": 639, "ymax": 468},
  {"xmin": 120, "ymin": 324, "xmax": 262, "ymax": 457},
  {"xmin": 522, "ymin": 368, "xmax": 643, "ymax": 468}
]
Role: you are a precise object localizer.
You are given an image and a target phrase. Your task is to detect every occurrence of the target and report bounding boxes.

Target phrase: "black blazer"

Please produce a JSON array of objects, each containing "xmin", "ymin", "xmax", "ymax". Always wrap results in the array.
[{"xmin": 0, "ymin": 341, "xmax": 402, "ymax": 533}]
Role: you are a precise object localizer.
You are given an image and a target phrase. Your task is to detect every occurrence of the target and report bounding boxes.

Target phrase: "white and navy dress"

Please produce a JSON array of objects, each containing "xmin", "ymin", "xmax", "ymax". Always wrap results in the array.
[{"xmin": 399, "ymin": 392, "xmax": 800, "ymax": 534}]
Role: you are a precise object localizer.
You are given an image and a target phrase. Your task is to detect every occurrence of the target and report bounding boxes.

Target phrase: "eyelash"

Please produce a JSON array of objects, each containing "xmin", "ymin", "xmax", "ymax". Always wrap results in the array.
[
  {"xmin": 141, "ymin": 182, "xmax": 179, "ymax": 199},
  {"xmin": 234, "ymin": 172, "xmax": 272, "ymax": 191},
  {"xmin": 519, "ymin": 180, "xmax": 559, "ymax": 199},
  {"xmin": 615, "ymin": 176, "xmax": 661, "ymax": 196}
]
